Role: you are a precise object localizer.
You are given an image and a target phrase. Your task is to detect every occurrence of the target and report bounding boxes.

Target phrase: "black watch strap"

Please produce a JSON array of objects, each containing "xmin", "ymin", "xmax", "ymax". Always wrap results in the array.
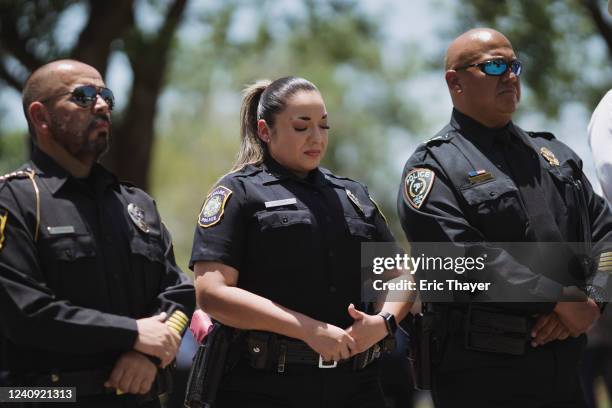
[{"xmin": 379, "ymin": 312, "xmax": 397, "ymax": 336}]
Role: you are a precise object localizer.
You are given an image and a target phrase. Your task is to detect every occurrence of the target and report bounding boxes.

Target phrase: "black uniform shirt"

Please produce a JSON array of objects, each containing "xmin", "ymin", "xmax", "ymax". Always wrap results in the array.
[
  {"xmin": 397, "ymin": 109, "xmax": 612, "ymax": 313},
  {"xmin": 190, "ymin": 157, "xmax": 395, "ymax": 329},
  {"xmin": 0, "ymin": 148, "xmax": 195, "ymax": 373}
]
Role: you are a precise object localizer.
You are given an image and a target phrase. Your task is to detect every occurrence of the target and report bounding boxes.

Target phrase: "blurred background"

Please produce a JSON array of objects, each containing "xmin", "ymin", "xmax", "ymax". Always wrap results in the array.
[{"xmin": 2, "ymin": 0, "xmax": 612, "ymax": 407}]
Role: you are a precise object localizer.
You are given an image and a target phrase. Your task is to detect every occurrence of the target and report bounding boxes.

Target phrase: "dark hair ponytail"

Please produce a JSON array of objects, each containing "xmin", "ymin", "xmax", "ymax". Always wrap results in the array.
[
  {"xmin": 232, "ymin": 80, "xmax": 271, "ymax": 172},
  {"xmin": 230, "ymin": 76, "xmax": 318, "ymax": 172}
]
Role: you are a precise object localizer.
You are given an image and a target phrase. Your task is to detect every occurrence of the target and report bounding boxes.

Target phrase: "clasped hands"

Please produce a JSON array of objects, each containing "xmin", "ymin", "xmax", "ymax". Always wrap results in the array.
[
  {"xmin": 531, "ymin": 298, "xmax": 600, "ymax": 347},
  {"xmin": 104, "ymin": 312, "xmax": 182, "ymax": 395},
  {"xmin": 303, "ymin": 304, "xmax": 389, "ymax": 363}
]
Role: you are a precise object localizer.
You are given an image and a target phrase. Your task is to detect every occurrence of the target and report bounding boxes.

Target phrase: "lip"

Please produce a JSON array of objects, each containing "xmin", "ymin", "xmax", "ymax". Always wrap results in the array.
[
  {"xmin": 304, "ymin": 150, "xmax": 321, "ymax": 157},
  {"xmin": 92, "ymin": 120, "xmax": 110, "ymax": 130},
  {"xmin": 497, "ymin": 88, "xmax": 517, "ymax": 96}
]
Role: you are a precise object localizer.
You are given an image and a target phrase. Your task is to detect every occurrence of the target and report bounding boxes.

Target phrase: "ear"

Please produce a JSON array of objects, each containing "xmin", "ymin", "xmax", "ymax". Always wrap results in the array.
[
  {"xmin": 445, "ymin": 70, "xmax": 462, "ymax": 94},
  {"xmin": 257, "ymin": 119, "xmax": 271, "ymax": 143},
  {"xmin": 28, "ymin": 102, "xmax": 51, "ymax": 136}
]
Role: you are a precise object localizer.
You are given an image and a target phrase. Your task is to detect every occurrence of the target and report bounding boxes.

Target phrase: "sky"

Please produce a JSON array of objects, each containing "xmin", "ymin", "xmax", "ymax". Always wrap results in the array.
[{"xmin": 0, "ymin": 0, "xmax": 607, "ymax": 195}]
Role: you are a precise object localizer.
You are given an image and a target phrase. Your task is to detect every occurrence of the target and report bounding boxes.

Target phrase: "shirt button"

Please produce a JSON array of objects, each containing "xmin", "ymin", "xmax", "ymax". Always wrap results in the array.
[
  {"xmin": 282, "ymin": 217, "xmax": 289, "ymax": 224},
  {"xmin": 329, "ymin": 286, "xmax": 337, "ymax": 293}
]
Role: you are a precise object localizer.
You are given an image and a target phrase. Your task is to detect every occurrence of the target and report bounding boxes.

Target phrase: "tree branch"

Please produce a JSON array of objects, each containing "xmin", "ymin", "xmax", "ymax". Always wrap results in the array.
[
  {"xmin": 0, "ymin": 6, "xmax": 43, "ymax": 71},
  {"xmin": 71, "ymin": 0, "xmax": 135, "ymax": 76},
  {"xmin": 580, "ymin": 0, "xmax": 612, "ymax": 59},
  {"xmin": 0, "ymin": 59, "xmax": 23, "ymax": 91}
]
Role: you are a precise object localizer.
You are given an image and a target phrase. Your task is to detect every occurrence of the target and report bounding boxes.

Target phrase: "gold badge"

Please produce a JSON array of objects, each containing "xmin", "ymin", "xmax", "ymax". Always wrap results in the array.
[
  {"xmin": 540, "ymin": 147, "xmax": 559, "ymax": 166},
  {"xmin": 0, "ymin": 209, "xmax": 7, "ymax": 250},
  {"xmin": 127, "ymin": 203, "xmax": 150, "ymax": 234},
  {"xmin": 199, "ymin": 186, "xmax": 232, "ymax": 228},
  {"xmin": 404, "ymin": 168, "xmax": 435, "ymax": 209}
]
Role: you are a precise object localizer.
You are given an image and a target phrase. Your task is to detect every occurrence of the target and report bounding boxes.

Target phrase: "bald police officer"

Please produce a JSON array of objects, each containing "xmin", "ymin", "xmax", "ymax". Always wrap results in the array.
[
  {"xmin": 398, "ymin": 28, "xmax": 612, "ymax": 407},
  {"xmin": 0, "ymin": 60, "xmax": 194, "ymax": 407}
]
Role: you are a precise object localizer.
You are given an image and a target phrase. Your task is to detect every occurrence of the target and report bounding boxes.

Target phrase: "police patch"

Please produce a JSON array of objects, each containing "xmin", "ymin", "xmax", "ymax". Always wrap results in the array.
[
  {"xmin": 404, "ymin": 168, "xmax": 435, "ymax": 209},
  {"xmin": 0, "ymin": 209, "xmax": 6, "ymax": 251},
  {"xmin": 198, "ymin": 186, "xmax": 232, "ymax": 228}
]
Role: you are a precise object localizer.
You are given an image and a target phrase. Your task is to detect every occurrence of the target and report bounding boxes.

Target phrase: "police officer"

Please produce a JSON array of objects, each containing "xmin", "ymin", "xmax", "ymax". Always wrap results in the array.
[
  {"xmin": 190, "ymin": 76, "xmax": 413, "ymax": 407},
  {"xmin": 397, "ymin": 28, "xmax": 612, "ymax": 407},
  {"xmin": 0, "ymin": 60, "xmax": 195, "ymax": 407}
]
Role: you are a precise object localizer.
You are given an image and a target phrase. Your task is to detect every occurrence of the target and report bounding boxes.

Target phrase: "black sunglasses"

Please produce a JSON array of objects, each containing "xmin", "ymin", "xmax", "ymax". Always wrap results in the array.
[
  {"xmin": 40, "ymin": 85, "xmax": 115, "ymax": 110},
  {"xmin": 455, "ymin": 58, "xmax": 523, "ymax": 77}
]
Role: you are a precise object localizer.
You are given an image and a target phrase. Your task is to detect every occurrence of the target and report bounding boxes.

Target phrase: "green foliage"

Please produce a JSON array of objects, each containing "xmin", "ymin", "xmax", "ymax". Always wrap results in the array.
[
  {"xmin": 0, "ymin": 131, "xmax": 28, "ymax": 175},
  {"xmin": 151, "ymin": 0, "xmax": 427, "ymax": 266},
  {"xmin": 456, "ymin": 0, "xmax": 612, "ymax": 116}
]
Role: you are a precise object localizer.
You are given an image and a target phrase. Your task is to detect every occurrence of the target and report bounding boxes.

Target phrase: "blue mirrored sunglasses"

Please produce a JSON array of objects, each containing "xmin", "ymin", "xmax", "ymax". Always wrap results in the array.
[{"xmin": 455, "ymin": 59, "xmax": 522, "ymax": 77}]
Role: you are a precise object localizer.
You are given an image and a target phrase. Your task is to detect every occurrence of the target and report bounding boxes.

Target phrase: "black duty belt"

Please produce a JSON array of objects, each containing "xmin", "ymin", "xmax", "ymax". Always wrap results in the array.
[
  {"xmin": 431, "ymin": 305, "xmax": 533, "ymax": 356},
  {"xmin": 245, "ymin": 331, "xmax": 394, "ymax": 372}
]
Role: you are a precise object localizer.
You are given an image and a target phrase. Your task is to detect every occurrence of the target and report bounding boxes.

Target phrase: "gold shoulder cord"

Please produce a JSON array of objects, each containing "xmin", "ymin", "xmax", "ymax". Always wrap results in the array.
[{"xmin": 25, "ymin": 169, "xmax": 41, "ymax": 242}]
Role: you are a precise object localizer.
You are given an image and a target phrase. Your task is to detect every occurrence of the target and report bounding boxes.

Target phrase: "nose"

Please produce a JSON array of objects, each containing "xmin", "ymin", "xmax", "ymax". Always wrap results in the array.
[
  {"xmin": 92, "ymin": 94, "xmax": 111, "ymax": 115},
  {"xmin": 501, "ymin": 68, "xmax": 519, "ymax": 83}
]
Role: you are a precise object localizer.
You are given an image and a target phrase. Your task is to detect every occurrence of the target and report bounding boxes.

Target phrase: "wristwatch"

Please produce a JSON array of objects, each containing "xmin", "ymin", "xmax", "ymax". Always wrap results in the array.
[{"xmin": 379, "ymin": 312, "xmax": 398, "ymax": 336}]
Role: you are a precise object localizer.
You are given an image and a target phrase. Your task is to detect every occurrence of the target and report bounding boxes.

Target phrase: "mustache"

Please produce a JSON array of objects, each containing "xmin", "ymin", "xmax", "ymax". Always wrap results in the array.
[{"xmin": 88, "ymin": 115, "xmax": 111, "ymax": 130}]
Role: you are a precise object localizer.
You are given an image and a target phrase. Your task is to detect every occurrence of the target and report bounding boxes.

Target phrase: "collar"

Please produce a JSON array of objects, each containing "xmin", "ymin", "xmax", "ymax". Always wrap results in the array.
[
  {"xmin": 260, "ymin": 156, "xmax": 328, "ymax": 187},
  {"xmin": 31, "ymin": 148, "xmax": 119, "ymax": 195},
  {"xmin": 450, "ymin": 108, "xmax": 515, "ymax": 150}
]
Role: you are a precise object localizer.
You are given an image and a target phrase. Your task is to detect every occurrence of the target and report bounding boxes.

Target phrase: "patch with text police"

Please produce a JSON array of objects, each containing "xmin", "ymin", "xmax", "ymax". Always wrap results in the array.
[
  {"xmin": 199, "ymin": 186, "xmax": 232, "ymax": 228},
  {"xmin": 404, "ymin": 168, "xmax": 435, "ymax": 209},
  {"xmin": 0, "ymin": 208, "xmax": 7, "ymax": 251}
]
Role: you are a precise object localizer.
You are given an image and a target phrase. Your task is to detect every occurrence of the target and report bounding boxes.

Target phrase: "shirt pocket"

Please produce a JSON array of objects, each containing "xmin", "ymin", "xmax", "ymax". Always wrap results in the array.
[
  {"xmin": 127, "ymin": 232, "xmax": 166, "ymax": 308},
  {"xmin": 128, "ymin": 232, "xmax": 165, "ymax": 265},
  {"xmin": 459, "ymin": 178, "xmax": 527, "ymax": 240},
  {"xmin": 546, "ymin": 159, "xmax": 589, "ymax": 243},
  {"xmin": 38, "ymin": 234, "xmax": 98, "ymax": 304},
  {"xmin": 253, "ymin": 209, "xmax": 313, "ymax": 272},
  {"xmin": 345, "ymin": 217, "xmax": 377, "ymax": 241}
]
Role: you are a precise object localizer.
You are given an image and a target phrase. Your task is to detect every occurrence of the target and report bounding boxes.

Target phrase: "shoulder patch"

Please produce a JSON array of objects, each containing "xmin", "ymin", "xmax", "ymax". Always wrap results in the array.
[
  {"xmin": 0, "ymin": 208, "xmax": 6, "ymax": 251},
  {"xmin": 198, "ymin": 186, "xmax": 232, "ymax": 228},
  {"xmin": 404, "ymin": 168, "xmax": 435, "ymax": 209}
]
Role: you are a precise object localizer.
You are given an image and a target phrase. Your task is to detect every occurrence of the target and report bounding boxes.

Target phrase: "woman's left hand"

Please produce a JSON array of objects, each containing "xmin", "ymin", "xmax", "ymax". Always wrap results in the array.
[{"xmin": 345, "ymin": 304, "xmax": 389, "ymax": 356}]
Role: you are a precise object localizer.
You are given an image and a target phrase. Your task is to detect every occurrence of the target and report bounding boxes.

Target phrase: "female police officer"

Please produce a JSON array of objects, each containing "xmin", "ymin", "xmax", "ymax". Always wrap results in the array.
[{"xmin": 190, "ymin": 77, "xmax": 413, "ymax": 407}]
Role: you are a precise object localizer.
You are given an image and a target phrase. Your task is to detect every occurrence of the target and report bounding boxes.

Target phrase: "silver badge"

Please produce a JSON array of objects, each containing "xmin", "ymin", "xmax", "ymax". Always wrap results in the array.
[
  {"xmin": 346, "ymin": 189, "xmax": 364, "ymax": 214},
  {"xmin": 127, "ymin": 203, "xmax": 150, "ymax": 234}
]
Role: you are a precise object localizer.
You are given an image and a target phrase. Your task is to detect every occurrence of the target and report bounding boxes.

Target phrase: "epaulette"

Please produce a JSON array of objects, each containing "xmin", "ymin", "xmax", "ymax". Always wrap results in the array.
[
  {"xmin": 119, "ymin": 180, "xmax": 137, "ymax": 188},
  {"xmin": 0, "ymin": 169, "xmax": 34, "ymax": 183},
  {"xmin": 527, "ymin": 131, "xmax": 556, "ymax": 140},
  {"xmin": 320, "ymin": 168, "xmax": 352, "ymax": 181},
  {"xmin": 426, "ymin": 131, "xmax": 456, "ymax": 146}
]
